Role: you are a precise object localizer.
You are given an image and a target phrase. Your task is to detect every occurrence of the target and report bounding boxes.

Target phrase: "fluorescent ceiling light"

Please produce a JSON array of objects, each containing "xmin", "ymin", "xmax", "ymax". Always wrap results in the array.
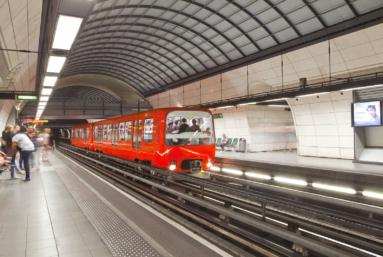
[
  {"xmin": 38, "ymin": 106, "xmax": 45, "ymax": 110},
  {"xmin": 341, "ymin": 84, "xmax": 383, "ymax": 91},
  {"xmin": 210, "ymin": 166, "xmax": 220, "ymax": 171},
  {"xmin": 39, "ymin": 102, "xmax": 47, "ymax": 106},
  {"xmin": 40, "ymin": 96, "xmax": 50, "ymax": 101},
  {"xmin": 238, "ymin": 102, "xmax": 257, "ymax": 106},
  {"xmin": 43, "ymin": 76, "xmax": 58, "ymax": 87},
  {"xmin": 52, "ymin": 15, "xmax": 83, "ymax": 50},
  {"xmin": 263, "ymin": 98, "xmax": 287, "ymax": 102},
  {"xmin": 47, "ymin": 56, "xmax": 66, "ymax": 73},
  {"xmin": 216, "ymin": 106, "xmax": 233, "ymax": 109},
  {"xmin": 363, "ymin": 191, "xmax": 383, "ymax": 199},
  {"xmin": 42, "ymin": 88, "xmax": 53, "ymax": 96},
  {"xmin": 268, "ymin": 105, "xmax": 289, "ymax": 107},
  {"xmin": 274, "ymin": 177, "xmax": 307, "ymax": 186},
  {"xmin": 313, "ymin": 183, "xmax": 356, "ymax": 194},
  {"xmin": 222, "ymin": 168, "xmax": 243, "ymax": 175},
  {"xmin": 298, "ymin": 92, "xmax": 329, "ymax": 97},
  {"xmin": 245, "ymin": 172, "xmax": 271, "ymax": 180}
]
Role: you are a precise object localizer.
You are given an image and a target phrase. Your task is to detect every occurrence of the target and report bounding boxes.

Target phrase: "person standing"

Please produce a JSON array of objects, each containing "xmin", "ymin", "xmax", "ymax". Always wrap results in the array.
[
  {"xmin": 41, "ymin": 128, "xmax": 50, "ymax": 162},
  {"xmin": 32, "ymin": 131, "xmax": 44, "ymax": 171},
  {"xmin": 2, "ymin": 125, "xmax": 13, "ymax": 155},
  {"xmin": 27, "ymin": 126, "xmax": 35, "ymax": 168},
  {"xmin": 9, "ymin": 126, "xmax": 34, "ymax": 181},
  {"xmin": 178, "ymin": 118, "xmax": 189, "ymax": 133}
]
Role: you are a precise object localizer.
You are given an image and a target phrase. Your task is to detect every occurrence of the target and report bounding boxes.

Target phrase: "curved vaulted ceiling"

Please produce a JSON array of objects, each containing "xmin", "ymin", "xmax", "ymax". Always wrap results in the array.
[
  {"xmin": 61, "ymin": 0, "xmax": 383, "ymax": 96},
  {"xmin": 50, "ymin": 85, "xmax": 122, "ymax": 103}
]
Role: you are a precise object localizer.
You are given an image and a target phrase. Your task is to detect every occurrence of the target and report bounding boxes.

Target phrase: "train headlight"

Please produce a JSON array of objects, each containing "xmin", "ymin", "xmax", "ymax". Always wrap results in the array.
[
  {"xmin": 207, "ymin": 158, "xmax": 212, "ymax": 169},
  {"xmin": 169, "ymin": 160, "xmax": 177, "ymax": 171}
]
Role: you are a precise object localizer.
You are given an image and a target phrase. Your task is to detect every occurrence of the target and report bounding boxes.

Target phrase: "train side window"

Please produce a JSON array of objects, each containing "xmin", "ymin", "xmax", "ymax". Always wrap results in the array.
[
  {"xmin": 125, "ymin": 121, "xmax": 131, "ymax": 141},
  {"xmin": 103, "ymin": 125, "xmax": 107, "ymax": 140},
  {"xmin": 107, "ymin": 124, "xmax": 112, "ymax": 140},
  {"xmin": 94, "ymin": 126, "xmax": 98, "ymax": 139},
  {"xmin": 119, "ymin": 122, "xmax": 124, "ymax": 141},
  {"xmin": 75, "ymin": 129, "xmax": 78, "ymax": 139},
  {"xmin": 86, "ymin": 128, "xmax": 89, "ymax": 139},
  {"xmin": 143, "ymin": 118, "xmax": 153, "ymax": 143}
]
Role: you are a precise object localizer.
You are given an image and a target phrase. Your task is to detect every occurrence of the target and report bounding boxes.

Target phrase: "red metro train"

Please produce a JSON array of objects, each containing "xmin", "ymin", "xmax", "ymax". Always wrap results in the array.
[{"xmin": 71, "ymin": 108, "xmax": 215, "ymax": 177}]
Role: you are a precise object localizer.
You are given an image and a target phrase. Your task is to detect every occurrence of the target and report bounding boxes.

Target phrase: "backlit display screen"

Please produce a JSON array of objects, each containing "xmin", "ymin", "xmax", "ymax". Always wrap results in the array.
[{"xmin": 353, "ymin": 101, "xmax": 381, "ymax": 126}]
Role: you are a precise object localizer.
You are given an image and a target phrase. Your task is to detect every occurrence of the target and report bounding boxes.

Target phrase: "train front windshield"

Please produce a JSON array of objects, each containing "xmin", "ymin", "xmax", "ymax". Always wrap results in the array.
[{"xmin": 165, "ymin": 111, "xmax": 215, "ymax": 146}]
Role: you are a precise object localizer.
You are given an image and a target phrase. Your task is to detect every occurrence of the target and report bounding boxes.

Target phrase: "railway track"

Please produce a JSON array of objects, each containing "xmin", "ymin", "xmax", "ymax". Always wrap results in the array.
[{"xmin": 57, "ymin": 143, "xmax": 383, "ymax": 257}]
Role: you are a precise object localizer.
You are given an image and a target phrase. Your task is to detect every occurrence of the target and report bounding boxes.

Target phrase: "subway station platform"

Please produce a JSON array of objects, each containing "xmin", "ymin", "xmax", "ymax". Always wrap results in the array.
[
  {"xmin": 215, "ymin": 150, "xmax": 383, "ymax": 176},
  {"xmin": 0, "ymin": 151, "xmax": 230, "ymax": 257}
]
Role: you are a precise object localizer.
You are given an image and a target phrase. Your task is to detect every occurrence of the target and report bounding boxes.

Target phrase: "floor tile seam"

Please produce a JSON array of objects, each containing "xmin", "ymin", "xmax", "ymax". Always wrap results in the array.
[
  {"xmin": 50, "ymin": 152, "xmax": 163, "ymax": 257},
  {"xmin": 38, "ymin": 169, "xmax": 62, "ymax": 256}
]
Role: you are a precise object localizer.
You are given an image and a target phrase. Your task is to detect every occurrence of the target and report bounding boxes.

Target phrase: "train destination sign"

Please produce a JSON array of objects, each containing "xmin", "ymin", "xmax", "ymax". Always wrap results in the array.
[{"xmin": 17, "ymin": 95, "xmax": 38, "ymax": 100}]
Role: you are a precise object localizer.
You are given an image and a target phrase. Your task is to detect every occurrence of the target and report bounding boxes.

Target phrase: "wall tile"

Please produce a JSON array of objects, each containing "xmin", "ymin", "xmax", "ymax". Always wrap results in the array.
[
  {"xmin": 299, "ymin": 147, "xmax": 317, "ymax": 157},
  {"xmin": 318, "ymin": 147, "xmax": 340, "ymax": 158}
]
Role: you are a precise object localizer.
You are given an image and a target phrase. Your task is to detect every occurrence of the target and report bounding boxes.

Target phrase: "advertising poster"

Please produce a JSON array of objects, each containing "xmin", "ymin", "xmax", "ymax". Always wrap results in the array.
[{"xmin": 353, "ymin": 101, "xmax": 381, "ymax": 126}]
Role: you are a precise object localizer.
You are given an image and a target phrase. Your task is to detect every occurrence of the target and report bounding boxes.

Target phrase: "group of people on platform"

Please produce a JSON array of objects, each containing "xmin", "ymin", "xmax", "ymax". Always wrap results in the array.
[{"xmin": 0, "ymin": 125, "xmax": 51, "ymax": 182}]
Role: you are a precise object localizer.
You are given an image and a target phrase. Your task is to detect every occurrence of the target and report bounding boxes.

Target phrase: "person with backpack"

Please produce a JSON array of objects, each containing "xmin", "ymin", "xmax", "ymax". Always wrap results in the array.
[{"xmin": 8, "ymin": 126, "xmax": 35, "ymax": 181}]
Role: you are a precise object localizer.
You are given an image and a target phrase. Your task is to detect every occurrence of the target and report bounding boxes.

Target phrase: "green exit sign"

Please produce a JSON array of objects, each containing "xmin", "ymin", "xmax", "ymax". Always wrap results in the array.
[
  {"xmin": 17, "ymin": 95, "xmax": 38, "ymax": 100},
  {"xmin": 213, "ymin": 113, "xmax": 223, "ymax": 119}
]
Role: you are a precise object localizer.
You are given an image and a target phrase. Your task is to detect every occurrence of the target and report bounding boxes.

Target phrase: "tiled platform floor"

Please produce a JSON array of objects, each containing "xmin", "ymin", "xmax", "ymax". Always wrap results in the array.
[
  {"xmin": 0, "ymin": 162, "xmax": 112, "ymax": 257},
  {"xmin": 216, "ymin": 150, "xmax": 383, "ymax": 175}
]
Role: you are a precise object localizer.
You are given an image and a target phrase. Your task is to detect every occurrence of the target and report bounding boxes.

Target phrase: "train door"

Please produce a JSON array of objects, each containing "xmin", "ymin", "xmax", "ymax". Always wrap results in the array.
[
  {"xmin": 102, "ymin": 124, "xmax": 108, "ymax": 153},
  {"xmin": 113, "ymin": 122, "xmax": 118, "ymax": 156},
  {"xmin": 132, "ymin": 120, "xmax": 137, "ymax": 158},
  {"xmin": 140, "ymin": 117, "xmax": 155, "ymax": 161},
  {"xmin": 116, "ymin": 121, "xmax": 125, "ymax": 158},
  {"xmin": 93, "ymin": 126, "xmax": 98, "ymax": 151},
  {"xmin": 125, "ymin": 121, "xmax": 133, "ymax": 160},
  {"xmin": 111, "ymin": 123, "xmax": 115, "ymax": 154}
]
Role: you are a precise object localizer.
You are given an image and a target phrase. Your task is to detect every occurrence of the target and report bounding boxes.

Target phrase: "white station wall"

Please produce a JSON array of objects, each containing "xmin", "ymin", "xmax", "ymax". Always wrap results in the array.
[
  {"xmin": 287, "ymin": 91, "xmax": 354, "ymax": 159},
  {"xmin": 210, "ymin": 105, "xmax": 296, "ymax": 152}
]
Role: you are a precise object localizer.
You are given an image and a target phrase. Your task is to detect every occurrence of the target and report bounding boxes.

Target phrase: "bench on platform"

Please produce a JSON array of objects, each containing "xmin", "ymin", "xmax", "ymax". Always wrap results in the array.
[{"xmin": 225, "ymin": 138, "xmax": 239, "ymax": 151}]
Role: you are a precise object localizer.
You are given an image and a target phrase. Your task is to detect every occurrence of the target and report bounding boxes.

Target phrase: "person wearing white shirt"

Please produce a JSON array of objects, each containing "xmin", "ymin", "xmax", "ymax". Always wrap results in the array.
[{"xmin": 9, "ymin": 126, "xmax": 35, "ymax": 182}]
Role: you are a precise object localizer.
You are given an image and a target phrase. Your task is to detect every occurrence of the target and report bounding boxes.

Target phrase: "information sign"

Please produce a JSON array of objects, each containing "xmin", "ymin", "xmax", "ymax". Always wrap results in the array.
[
  {"xmin": 213, "ymin": 113, "xmax": 223, "ymax": 119},
  {"xmin": 17, "ymin": 95, "xmax": 38, "ymax": 100}
]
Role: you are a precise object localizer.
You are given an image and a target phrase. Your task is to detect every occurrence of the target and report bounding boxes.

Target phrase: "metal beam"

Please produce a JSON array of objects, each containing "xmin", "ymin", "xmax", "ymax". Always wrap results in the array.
[
  {"xmin": 145, "ymin": 8, "xmax": 383, "ymax": 96},
  {"xmin": 191, "ymin": 74, "xmax": 383, "ymax": 109}
]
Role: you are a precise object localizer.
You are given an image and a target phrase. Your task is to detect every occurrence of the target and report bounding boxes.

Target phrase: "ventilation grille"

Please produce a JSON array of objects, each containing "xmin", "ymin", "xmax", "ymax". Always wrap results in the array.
[{"xmin": 355, "ymin": 87, "xmax": 383, "ymax": 101}]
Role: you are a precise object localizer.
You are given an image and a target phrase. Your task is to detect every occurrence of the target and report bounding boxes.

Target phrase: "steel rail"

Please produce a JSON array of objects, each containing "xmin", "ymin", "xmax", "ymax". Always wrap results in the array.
[
  {"xmin": 57, "ymin": 145, "xmax": 357, "ymax": 257},
  {"xmin": 62, "ymin": 144, "xmax": 383, "ymax": 216}
]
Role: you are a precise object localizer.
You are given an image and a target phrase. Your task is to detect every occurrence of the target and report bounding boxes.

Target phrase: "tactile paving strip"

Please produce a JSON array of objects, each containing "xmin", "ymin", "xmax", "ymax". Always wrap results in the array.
[{"xmin": 53, "ymin": 160, "xmax": 161, "ymax": 257}]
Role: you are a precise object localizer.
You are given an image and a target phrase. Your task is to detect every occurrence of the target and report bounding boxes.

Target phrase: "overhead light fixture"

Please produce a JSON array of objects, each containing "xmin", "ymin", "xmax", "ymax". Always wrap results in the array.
[
  {"xmin": 238, "ymin": 102, "xmax": 257, "ymax": 106},
  {"xmin": 268, "ymin": 105, "xmax": 289, "ymax": 107},
  {"xmin": 245, "ymin": 172, "xmax": 271, "ymax": 180},
  {"xmin": 363, "ymin": 191, "xmax": 383, "ymax": 199},
  {"xmin": 39, "ymin": 102, "xmax": 47, "ymax": 106},
  {"xmin": 210, "ymin": 166, "xmax": 220, "ymax": 171},
  {"xmin": 222, "ymin": 168, "xmax": 243, "ymax": 175},
  {"xmin": 341, "ymin": 84, "xmax": 383, "ymax": 91},
  {"xmin": 52, "ymin": 15, "xmax": 83, "ymax": 50},
  {"xmin": 216, "ymin": 106, "xmax": 233, "ymax": 109},
  {"xmin": 40, "ymin": 96, "xmax": 49, "ymax": 101},
  {"xmin": 47, "ymin": 56, "xmax": 66, "ymax": 73},
  {"xmin": 274, "ymin": 177, "xmax": 307, "ymax": 186},
  {"xmin": 42, "ymin": 88, "xmax": 53, "ymax": 96},
  {"xmin": 298, "ymin": 92, "xmax": 329, "ymax": 97},
  {"xmin": 43, "ymin": 76, "xmax": 58, "ymax": 87},
  {"xmin": 38, "ymin": 106, "xmax": 45, "ymax": 110},
  {"xmin": 312, "ymin": 183, "xmax": 356, "ymax": 194},
  {"xmin": 263, "ymin": 98, "xmax": 287, "ymax": 102}
]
